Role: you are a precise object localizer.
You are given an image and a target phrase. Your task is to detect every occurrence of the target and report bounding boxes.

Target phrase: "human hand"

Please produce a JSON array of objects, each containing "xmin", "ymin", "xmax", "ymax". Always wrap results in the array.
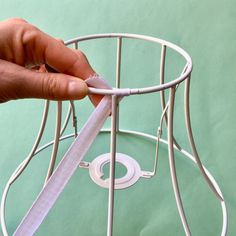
[{"xmin": 0, "ymin": 18, "xmax": 96, "ymax": 103}]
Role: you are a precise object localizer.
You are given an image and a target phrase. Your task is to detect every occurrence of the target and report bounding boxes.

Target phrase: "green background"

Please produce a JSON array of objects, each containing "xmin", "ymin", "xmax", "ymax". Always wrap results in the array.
[{"xmin": 0, "ymin": 0, "xmax": 235, "ymax": 235}]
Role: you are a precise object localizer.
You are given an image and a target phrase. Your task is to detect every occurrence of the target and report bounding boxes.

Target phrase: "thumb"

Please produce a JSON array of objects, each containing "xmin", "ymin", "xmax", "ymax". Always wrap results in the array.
[
  {"xmin": 0, "ymin": 60, "xmax": 88, "ymax": 102},
  {"xmin": 24, "ymin": 69, "xmax": 89, "ymax": 101}
]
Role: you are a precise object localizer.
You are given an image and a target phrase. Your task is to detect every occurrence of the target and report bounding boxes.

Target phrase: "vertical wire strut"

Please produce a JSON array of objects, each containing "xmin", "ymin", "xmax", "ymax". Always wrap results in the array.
[
  {"xmin": 184, "ymin": 78, "xmax": 223, "ymax": 201},
  {"xmin": 160, "ymin": 44, "xmax": 181, "ymax": 150},
  {"xmin": 168, "ymin": 86, "xmax": 191, "ymax": 236},
  {"xmin": 74, "ymin": 41, "xmax": 78, "ymax": 50},
  {"xmin": 151, "ymin": 102, "xmax": 169, "ymax": 176},
  {"xmin": 44, "ymin": 101, "xmax": 62, "ymax": 184},
  {"xmin": 60, "ymin": 104, "xmax": 72, "ymax": 137},
  {"xmin": 70, "ymin": 101, "xmax": 78, "ymax": 137},
  {"xmin": 160, "ymin": 45, "xmax": 166, "ymax": 107},
  {"xmin": 115, "ymin": 37, "xmax": 122, "ymax": 131},
  {"xmin": 107, "ymin": 95, "xmax": 118, "ymax": 236}
]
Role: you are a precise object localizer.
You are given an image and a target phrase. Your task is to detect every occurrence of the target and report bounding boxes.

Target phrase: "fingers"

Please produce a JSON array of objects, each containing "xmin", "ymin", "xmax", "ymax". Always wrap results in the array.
[
  {"xmin": 88, "ymin": 94, "xmax": 104, "ymax": 107},
  {"xmin": 0, "ymin": 18, "xmax": 96, "ymax": 80},
  {"xmin": 0, "ymin": 60, "xmax": 88, "ymax": 102},
  {"xmin": 22, "ymin": 25, "xmax": 96, "ymax": 79},
  {"xmin": 28, "ymin": 70, "xmax": 88, "ymax": 101},
  {"xmin": 0, "ymin": 18, "xmax": 100, "ymax": 105}
]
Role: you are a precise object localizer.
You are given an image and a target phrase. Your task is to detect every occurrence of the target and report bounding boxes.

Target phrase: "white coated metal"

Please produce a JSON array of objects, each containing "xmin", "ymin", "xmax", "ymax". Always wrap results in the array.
[
  {"xmin": 184, "ymin": 78, "xmax": 223, "ymax": 201},
  {"xmin": 168, "ymin": 87, "xmax": 191, "ymax": 236},
  {"xmin": 88, "ymin": 153, "xmax": 142, "ymax": 189},
  {"xmin": 0, "ymin": 33, "xmax": 227, "ymax": 236},
  {"xmin": 1, "ymin": 128, "xmax": 228, "ymax": 236},
  {"xmin": 107, "ymin": 95, "xmax": 118, "ymax": 236},
  {"xmin": 44, "ymin": 101, "xmax": 62, "ymax": 184}
]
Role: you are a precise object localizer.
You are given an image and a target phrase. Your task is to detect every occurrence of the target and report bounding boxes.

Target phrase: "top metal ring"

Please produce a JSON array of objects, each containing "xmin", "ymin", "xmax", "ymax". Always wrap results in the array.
[{"xmin": 65, "ymin": 33, "xmax": 192, "ymax": 96}]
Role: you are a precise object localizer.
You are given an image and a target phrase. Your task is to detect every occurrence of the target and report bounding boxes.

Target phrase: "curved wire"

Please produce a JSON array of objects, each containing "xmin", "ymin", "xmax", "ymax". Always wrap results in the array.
[
  {"xmin": 168, "ymin": 87, "xmax": 191, "ymax": 235},
  {"xmin": 11, "ymin": 100, "xmax": 49, "ymax": 183},
  {"xmin": 65, "ymin": 33, "xmax": 193, "ymax": 96},
  {"xmin": 44, "ymin": 101, "xmax": 62, "ymax": 184},
  {"xmin": 44, "ymin": 101, "xmax": 77, "ymax": 185},
  {"xmin": 184, "ymin": 78, "xmax": 223, "ymax": 201},
  {"xmin": 1, "ymin": 129, "xmax": 227, "ymax": 236},
  {"xmin": 0, "ymin": 100, "xmax": 50, "ymax": 236},
  {"xmin": 60, "ymin": 102, "xmax": 72, "ymax": 137},
  {"xmin": 1, "ymin": 100, "xmax": 76, "ymax": 235},
  {"xmin": 112, "ymin": 129, "xmax": 228, "ymax": 236},
  {"xmin": 0, "ymin": 34, "xmax": 227, "ymax": 236},
  {"xmin": 70, "ymin": 101, "xmax": 78, "ymax": 137},
  {"xmin": 159, "ymin": 45, "xmax": 184, "ymax": 151}
]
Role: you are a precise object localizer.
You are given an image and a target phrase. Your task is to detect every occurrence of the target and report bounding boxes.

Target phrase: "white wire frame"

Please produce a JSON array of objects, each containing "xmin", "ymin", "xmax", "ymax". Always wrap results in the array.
[{"xmin": 0, "ymin": 33, "xmax": 227, "ymax": 236}]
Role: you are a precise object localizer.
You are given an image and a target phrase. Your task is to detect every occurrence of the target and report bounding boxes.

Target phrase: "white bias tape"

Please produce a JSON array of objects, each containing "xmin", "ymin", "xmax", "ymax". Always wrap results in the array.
[{"xmin": 13, "ymin": 75, "xmax": 113, "ymax": 236}]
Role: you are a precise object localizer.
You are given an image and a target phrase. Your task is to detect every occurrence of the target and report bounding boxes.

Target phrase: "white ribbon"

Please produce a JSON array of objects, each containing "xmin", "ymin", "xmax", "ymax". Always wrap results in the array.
[{"xmin": 14, "ymin": 76, "xmax": 112, "ymax": 236}]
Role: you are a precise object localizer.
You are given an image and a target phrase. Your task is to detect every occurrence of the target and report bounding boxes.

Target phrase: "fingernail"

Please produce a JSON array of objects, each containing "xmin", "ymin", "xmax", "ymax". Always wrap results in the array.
[{"xmin": 68, "ymin": 80, "xmax": 88, "ymax": 99}]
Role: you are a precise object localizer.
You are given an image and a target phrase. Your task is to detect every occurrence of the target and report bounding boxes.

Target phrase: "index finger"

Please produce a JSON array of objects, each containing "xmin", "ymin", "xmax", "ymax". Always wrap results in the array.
[{"xmin": 24, "ymin": 27, "xmax": 95, "ymax": 80}]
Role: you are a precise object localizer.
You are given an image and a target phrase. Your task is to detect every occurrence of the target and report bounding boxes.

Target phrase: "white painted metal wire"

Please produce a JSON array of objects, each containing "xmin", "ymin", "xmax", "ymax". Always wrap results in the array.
[{"xmin": 0, "ymin": 33, "xmax": 227, "ymax": 236}]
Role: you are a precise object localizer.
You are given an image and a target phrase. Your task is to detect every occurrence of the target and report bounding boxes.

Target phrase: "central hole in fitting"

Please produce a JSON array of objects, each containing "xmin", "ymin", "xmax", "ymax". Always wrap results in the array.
[{"xmin": 102, "ymin": 161, "xmax": 128, "ymax": 180}]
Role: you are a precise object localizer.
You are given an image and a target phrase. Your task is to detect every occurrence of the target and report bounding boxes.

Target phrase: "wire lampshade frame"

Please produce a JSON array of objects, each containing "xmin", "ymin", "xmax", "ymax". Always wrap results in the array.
[{"xmin": 0, "ymin": 33, "xmax": 228, "ymax": 236}]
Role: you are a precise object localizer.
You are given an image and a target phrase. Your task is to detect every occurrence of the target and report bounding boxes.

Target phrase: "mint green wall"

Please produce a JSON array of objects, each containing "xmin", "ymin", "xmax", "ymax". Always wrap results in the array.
[{"xmin": 0, "ymin": 0, "xmax": 235, "ymax": 235}]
